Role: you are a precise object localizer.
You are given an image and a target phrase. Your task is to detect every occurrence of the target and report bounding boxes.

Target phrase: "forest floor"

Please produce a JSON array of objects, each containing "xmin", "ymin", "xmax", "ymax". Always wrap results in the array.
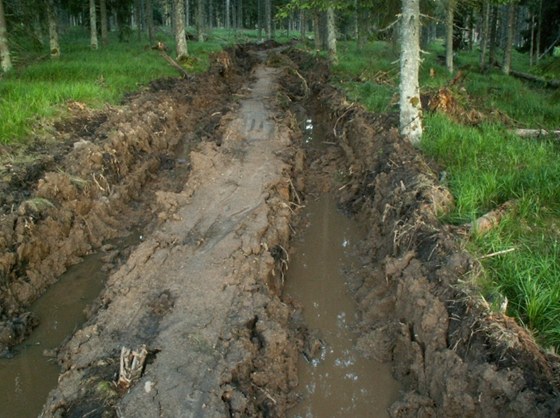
[{"xmin": 1, "ymin": 43, "xmax": 559, "ymax": 417}]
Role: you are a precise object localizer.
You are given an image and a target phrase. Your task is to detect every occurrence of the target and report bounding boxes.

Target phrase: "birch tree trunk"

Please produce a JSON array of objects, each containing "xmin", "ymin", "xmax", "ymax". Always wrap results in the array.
[
  {"xmin": 90, "ymin": 0, "xmax": 98, "ymax": 49},
  {"xmin": 0, "ymin": 0, "xmax": 11, "ymax": 72},
  {"xmin": 445, "ymin": 0, "xmax": 456, "ymax": 73},
  {"xmin": 146, "ymin": 0, "xmax": 155, "ymax": 44},
  {"xmin": 480, "ymin": 0, "xmax": 490, "ymax": 71},
  {"xmin": 399, "ymin": 0, "xmax": 422, "ymax": 144},
  {"xmin": 100, "ymin": 0, "xmax": 108, "ymax": 45},
  {"xmin": 502, "ymin": 3, "xmax": 515, "ymax": 75},
  {"xmin": 326, "ymin": 7, "xmax": 337, "ymax": 64},
  {"xmin": 173, "ymin": 0, "xmax": 188, "ymax": 60},
  {"xmin": 46, "ymin": 0, "xmax": 61, "ymax": 58}
]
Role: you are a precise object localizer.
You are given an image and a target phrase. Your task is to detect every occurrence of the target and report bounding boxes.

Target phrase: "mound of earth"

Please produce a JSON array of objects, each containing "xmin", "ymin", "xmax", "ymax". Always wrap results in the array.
[{"xmin": 1, "ymin": 43, "xmax": 558, "ymax": 417}]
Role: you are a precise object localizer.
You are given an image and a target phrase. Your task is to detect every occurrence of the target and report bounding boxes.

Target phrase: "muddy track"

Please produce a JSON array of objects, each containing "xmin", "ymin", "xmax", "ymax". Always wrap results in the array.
[{"xmin": 1, "ymin": 44, "xmax": 559, "ymax": 417}]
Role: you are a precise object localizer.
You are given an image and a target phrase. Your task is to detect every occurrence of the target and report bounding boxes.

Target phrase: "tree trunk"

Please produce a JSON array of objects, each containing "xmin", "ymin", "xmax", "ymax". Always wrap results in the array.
[
  {"xmin": 313, "ymin": 11, "xmax": 321, "ymax": 50},
  {"xmin": 100, "ymin": 0, "xmax": 108, "ymax": 45},
  {"xmin": 299, "ymin": 10, "xmax": 305, "ymax": 42},
  {"xmin": 0, "ymin": 0, "xmax": 12, "ymax": 72},
  {"xmin": 90, "ymin": 0, "xmax": 98, "ymax": 49},
  {"xmin": 399, "ymin": 0, "xmax": 422, "ymax": 145},
  {"xmin": 480, "ymin": 0, "xmax": 490, "ymax": 71},
  {"xmin": 529, "ymin": 13, "xmax": 535, "ymax": 66},
  {"xmin": 146, "ymin": 0, "xmax": 154, "ymax": 43},
  {"xmin": 326, "ymin": 7, "xmax": 337, "ymax": 64},
  {"xmin": 225, "ymin": 0, "xmax": 230, "ymax": 29},
  {"xmin": 237, "ymin": 0, "xmax": 242, "ymax": 29},
  {"xmin": 173, "ymin": 0, "xmax": 188, "ymax": 60},
  {"xmin": 264, "ymin": 0, "xmax": 271, "ymax": 39},
  {"xmin": 445, "ymin": 0, "xmax": 456, "ymax": 73},
  {"xmin": 489, "ymin": 5, "xmax": 498, "ymax": 67},
  {"xmin": 502, "ymin": 3, "xmax": 515, "ymax": 75},
  {"xmin": 46, "ymin": 0, "xmax": 61, "ymax": 58},
  {"xmin": 356, "ymin": 2, "xmax": 368, "ymax": 50},
  {"xmin": 134, "ymin": 0, "xmax": 142, "ymax": 39},
  {"xmin": 536, "ymin": 0, "xmax": 542, "ymax": 62},
  {"xmin": 196, "ymin": 0, "xmax": 204, "ymax": 41}
]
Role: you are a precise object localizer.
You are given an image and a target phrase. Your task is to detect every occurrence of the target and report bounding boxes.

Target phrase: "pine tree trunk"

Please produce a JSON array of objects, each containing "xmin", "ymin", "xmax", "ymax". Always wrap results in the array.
[
  {"xmin": 134, "ymin": 0, "xmax": 142, "ymax": 39},
  {"xmin": 489, "ymin": 5, "xmax": 498, "ymax": 66},
  {"xmin": 480, "ymin": 0, "xmax": 490, "ymax": 71},
  {"xmin": 357, "ymin": 3, "xmax": 368, "ymax": 50},
  {"xmin": 529, "ymin": 13, "xmax": 535, "ymax": 66},
  {"xmin": 326, "ymin": 7, "xmax": 337, "ymax": 64},
  {"xmin": 445, "ymin": 0, "xmax": 455, "ymax": 73},
  {"xmin": 502, "ymin": 3, "xmax": 515, "ymax": 75},
  {"xmin": 196, "ymin": 0, "xmax": 204, "ymax": 41},
  {"xmin": 237, "ymin": 0, "xmax": 242, "ymax": 29},
  {"xmin": 0, "ymin": 0, "xmax": 12, "ymax": 72},
  {"xmin": 100, "ymin": 0, "xmax": 108, "ymax": 45},
  {"xmin": 46, "ymin": 0, "xmax": 61, "ymax": 58},
  {"xmin": 536, "ymin": 0, "xmax": 542, "ymax": 62},
  {"xmin": 146, "ymin": 0, "xmax": 154, "ymax": 43},
  {"xmin": 264, "ymin": 0, "xmax": 271, "ymax": 39},
  {"xmin": 399, "ymin": 0, "xmax": 422, "ymax": 144},
  {"xmin": 299, "ymin": 9, "xmax": 305, "ymax": 41},
  {"xmin": 225, "ymin": 0, "xmax": 230, "ymax": 29},
  {"xmin": 173, "ymin": 0, "xmax": 188, "ymax": 60},
  {"xmin": 313, "ymin": 11, "xmax": 321, "ymax": 50},
  {"xmin": 90, "ymin": 0, "xmax": 98, "ymax": 49}
]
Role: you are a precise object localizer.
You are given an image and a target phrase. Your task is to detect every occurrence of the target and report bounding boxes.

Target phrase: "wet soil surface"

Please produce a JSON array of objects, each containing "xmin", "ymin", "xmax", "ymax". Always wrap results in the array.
[{"xmin": 0, "ymin": 44, "xmax": 559, "ymax": 417}]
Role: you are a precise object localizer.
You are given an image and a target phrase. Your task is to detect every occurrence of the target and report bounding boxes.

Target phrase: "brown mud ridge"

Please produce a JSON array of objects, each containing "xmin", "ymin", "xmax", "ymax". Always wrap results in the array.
[{"xmin": 1, "ymin": 44, "xmax": 558, "ymax": 417}]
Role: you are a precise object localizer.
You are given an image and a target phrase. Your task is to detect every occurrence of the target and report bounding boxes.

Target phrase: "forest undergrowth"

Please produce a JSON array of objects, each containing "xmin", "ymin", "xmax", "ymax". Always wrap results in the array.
[{"xmin": 333, "ymin": 39, "xmax": 560, "ymax": 351}]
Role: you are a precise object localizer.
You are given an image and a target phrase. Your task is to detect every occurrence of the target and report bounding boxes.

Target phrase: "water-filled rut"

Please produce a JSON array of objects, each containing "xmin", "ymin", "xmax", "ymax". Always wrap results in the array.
[{"xmin": 285, "ymin": 195, "xmax": 400, "ymax": 417}]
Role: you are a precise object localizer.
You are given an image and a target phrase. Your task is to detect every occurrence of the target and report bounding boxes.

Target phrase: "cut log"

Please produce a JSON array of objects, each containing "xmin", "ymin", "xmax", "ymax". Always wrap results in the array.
[
  {"xmin": 514, "ymin": 129, "xmax": 560, "ymax": 139},
  {"xmin": 467, "ymin": 200, "xmax": 516, "ymax": 235}
]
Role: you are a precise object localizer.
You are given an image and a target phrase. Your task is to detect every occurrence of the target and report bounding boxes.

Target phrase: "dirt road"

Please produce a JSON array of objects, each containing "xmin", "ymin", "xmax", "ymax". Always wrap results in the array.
[{"xmin": 0, "ymin": 45, "xmax": 559, "ymax": 417}]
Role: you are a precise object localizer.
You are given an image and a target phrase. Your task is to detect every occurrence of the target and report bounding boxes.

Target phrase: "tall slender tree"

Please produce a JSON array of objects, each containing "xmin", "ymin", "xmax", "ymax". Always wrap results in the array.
[
  {"xmin": 196, "ymin": 0, "xmax": 205, "ymax": 40},
  {"xmin": 0, "ymin": 0, "xmax": 11, "ymax": 72},
  {"xmin": 399, "ymin": 0, "xmax": 422, "ymax": 144},
  {"xmin": 90, "ymin": 0, "xmax": 98, "ymax": 49},
  {"xmin": 100, "ymin": 0, "xmax": 108, "ymax": 45},
  {"xmin": 173, "ymin": 0, "xmax": 188, "ymax": 60},
  {"xmin": 46, "ymin": 0, "xmax": 61, "ymax": 58},
  {"xmin": 480, "ymin": 0, "xmax": 490, "ymax": 70},
  {"xmin": 326, "ymin": 6, "xmax": 337, "ymax": 64},
  {"xmin": 146, "ymin": 0, "xmax": 155, "ymax": 44},
  {"xmin": 445, "ymin": 0, "xmax": 456, "ymax": 73},
  {"xmin": 502, "ymin": 2, "xmax": 515, "ymax": 74}
]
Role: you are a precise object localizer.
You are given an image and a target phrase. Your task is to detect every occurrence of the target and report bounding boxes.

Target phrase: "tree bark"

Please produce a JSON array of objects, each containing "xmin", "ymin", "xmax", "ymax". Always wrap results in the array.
[
  {"xmin": 479, "ymin": 0, "xmax": 490, "ymax": 71},
  {"xmin": 134, "ymin": 0, "xmax": 142, "ymax": 39},
  {"xmin": 445, "ymin": 0, "xmax": 456, "ymax": 73},
  {"xmin": 264, "ymin": 0, "xmax": 271, "ymax": 39},
  {"xmin": 313, "ymin": 11, "xmax": 321, "ymax": 50},
  {"xmin": 100, "ymin": 0, "xmax": 108, "ymax": 45},
  {"xmin": 326, "ymin": 7, "xmax": 337, "ymax": 64},
  {"xmin": 502, "ymin": 3, "xmax": 515, "ymax": 75},
  {"xmin": 196, "ymin": 0, "xmax": 204, "ymax": 41},
  {"xmin": 146, "ymin": 0, "xmax": 154, "ymax": 44},
  {"xmin": 299, "ymin": 9, "xmax": 305, "ymax": 41},
  {"xmin": 225, "ymin": 0, "xmax": 230, "ymax": 29},
  {"xmin": 0, "ymin": 0, "xmax": 11, "ymax": 72},
  {"xmin": 488, "ymin": 5, "xmax": 498, "ymax": 67},
  {"xmin": 46, "ymin": 0, "xmax": 61, "ymax": 58},
  {"xmin": 399, "ymin": 0, "xmax": 422, "ymax": 145},
  {"xmin": 536, "ymin": 0, "xmax": 542, "ymax": 62},
  {"xmin": 90, "ymin": 0, "xmax": 98, "ymax": 49},
  {"xmin": 173, "ymin": 0, "xmax": 188, "ymax": 60},
  {"xmin": 356, "ymin": 2, "xmax": 368, "ymax": 50}
]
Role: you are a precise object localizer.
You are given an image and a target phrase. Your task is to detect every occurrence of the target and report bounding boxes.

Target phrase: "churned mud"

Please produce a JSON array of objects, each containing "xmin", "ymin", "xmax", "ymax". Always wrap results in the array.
[{"xmin": 0, "ymin": 43, "xmax": 559, "ymax": 417}]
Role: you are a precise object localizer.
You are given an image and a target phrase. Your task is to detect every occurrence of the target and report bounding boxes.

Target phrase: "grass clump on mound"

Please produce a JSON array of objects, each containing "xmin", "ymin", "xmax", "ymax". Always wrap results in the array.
[{"xmin": 334, "ymin": 39, "xmax": 560, "ymax": 350}]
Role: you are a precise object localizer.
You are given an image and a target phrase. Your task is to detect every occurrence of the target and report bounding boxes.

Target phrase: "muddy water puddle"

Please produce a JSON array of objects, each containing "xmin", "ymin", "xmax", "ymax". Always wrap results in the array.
[
  {"xmin": 285, "ymin": 195, "xmax": 400, "ymax": 417},
  {"xmin": 0, "ymin": 234, "xmax": 138, "ymax": 418}
]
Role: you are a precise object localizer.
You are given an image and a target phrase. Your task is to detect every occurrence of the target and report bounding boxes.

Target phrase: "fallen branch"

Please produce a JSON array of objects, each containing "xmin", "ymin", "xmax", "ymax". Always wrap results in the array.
[
  {"xmin": 466, "ymin": 200, "xmax": 516, "ymax": 235},
  {"xmin": 153, "ymin": 43, "xmax": 192, "ymax": 79},
  {"xmin": 513, "ymin": 128, "xmax": 560, "ymax": 139},
  {"xmin": 480, "ymin": 247, "xmax": 516, "ymax": 259}
]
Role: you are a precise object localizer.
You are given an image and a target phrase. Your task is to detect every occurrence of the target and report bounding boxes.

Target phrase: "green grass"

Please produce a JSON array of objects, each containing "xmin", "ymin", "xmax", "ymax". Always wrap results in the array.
[
  {"xmin": 0, "ymin": 27, "xmax": 230, "ymax": 144},
  {"xmin": 333, "ymin": 39, "xmax": 560, "ymax": 350}
]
